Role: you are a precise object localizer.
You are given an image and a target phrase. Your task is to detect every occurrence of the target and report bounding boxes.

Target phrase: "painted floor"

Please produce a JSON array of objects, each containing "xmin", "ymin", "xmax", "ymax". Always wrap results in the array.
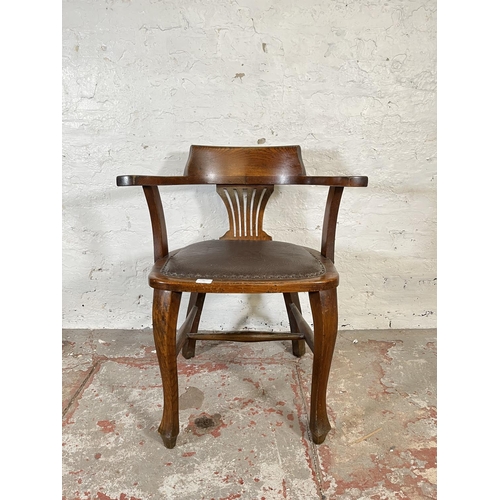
[{"xmin": 62, "ymin": 328, "xmax": 436, "ymax": 500}]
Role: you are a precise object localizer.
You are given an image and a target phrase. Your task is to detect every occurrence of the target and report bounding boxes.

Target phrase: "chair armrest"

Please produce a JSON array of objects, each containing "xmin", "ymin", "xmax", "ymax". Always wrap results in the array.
[
  {"xmin": 116, "ymin": 175, "xmax": 368, "ymax": 187},
  {"xmin": 116, "ymin": 175, "xmax": 191, "ymax": 186},
  {"xmin": 289, "ymin": 176, "xmax": 368, "ymax": 187}
]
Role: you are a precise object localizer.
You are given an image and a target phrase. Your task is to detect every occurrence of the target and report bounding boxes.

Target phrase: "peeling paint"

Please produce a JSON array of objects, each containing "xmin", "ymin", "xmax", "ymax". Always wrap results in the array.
[{"xmin": 63, "ymin": 329, "xmax": 435, "ymax": 499}]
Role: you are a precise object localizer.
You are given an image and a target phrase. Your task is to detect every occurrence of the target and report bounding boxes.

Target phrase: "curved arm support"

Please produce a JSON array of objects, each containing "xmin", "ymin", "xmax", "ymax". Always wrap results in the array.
[
  {"xmin": 117, "ymin": 176, "xmax": 367, "ymax": 263},
  {"xmin": 143, "ymin": 186, "xmax": 168, "ymax": 262},
  {"xmin": 321, "ymin": 187, "xmax": 344, "ymax": 263}
]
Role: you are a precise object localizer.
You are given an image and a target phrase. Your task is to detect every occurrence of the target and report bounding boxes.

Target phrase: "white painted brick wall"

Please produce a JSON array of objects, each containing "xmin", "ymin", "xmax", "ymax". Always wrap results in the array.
[{"xmin": 62, "ymin": 0, "xmax": 436, "ymax": 331}]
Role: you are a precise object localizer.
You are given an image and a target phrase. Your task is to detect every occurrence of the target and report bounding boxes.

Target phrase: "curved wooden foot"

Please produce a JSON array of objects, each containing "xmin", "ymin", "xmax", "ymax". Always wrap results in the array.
[
  {"xmin": 308, "ymin": 287, "xmax": 338, "ymax": 444},
  {"xmin": 182, "ymin": 292, "xmax": 206, "ymax": 359},
  {"xmin": 153, "ymin": 289, "xmax": 182, "ymax": 449},
  {"xmin": 284, "ymin": 293, "xmax": 306, "ymax": 357},
  {"xmin": 159, "ymin": 432, "xmax": 178, "ymax": 449},
  {"xmin": 310, "ymin": 423, "xmax": 331, "ymax": 445}
]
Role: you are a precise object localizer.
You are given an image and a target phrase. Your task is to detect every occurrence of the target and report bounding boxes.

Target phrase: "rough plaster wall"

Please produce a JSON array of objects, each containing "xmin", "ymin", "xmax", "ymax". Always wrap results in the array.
[{"xmin": 62, "ymin": 0, "xmax": 436, "ymax": 331}]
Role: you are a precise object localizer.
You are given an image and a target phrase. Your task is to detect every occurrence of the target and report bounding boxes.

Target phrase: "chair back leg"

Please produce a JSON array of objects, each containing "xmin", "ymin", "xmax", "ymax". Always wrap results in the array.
[
  {"xmin": 182, "ymin": 292, "xmax": 206, "ymax": 359},
  {"xmin": 283, "ymin": 292, "xmax": 306, "ymax": 357}
]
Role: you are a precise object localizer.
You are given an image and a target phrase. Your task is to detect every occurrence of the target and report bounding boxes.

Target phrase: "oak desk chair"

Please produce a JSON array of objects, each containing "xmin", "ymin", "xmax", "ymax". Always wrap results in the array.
[{"xmin": 117, "ymin": 145, "xmax": 368, "ymax": 449}]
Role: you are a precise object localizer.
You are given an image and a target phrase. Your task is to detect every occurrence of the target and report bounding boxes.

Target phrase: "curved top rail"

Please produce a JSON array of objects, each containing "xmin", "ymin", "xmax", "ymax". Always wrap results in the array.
[{"xmin": 183, "ymin": 145, "xmax": 307, "ymax": 179}]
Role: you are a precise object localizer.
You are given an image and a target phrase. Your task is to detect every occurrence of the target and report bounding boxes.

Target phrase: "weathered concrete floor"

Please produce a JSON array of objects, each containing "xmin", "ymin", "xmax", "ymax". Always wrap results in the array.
[{"xmin": 62, "ymin": 329, "xmax": 436, "ymax": 500}]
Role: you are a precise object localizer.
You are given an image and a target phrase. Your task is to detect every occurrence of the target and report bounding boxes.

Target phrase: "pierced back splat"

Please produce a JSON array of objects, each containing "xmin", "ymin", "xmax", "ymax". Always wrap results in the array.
[{"xmin": 217, "ymin": 185, "xmax": 274, "ymax": 240}]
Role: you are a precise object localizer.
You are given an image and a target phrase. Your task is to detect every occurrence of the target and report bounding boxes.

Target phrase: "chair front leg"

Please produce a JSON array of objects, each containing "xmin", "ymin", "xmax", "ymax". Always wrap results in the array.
[
  {"xmin": 308, "ymin": 287, "xmax": 338, "ymax": 444},
  {"xmin": 182, "ymin": 292, "xmax": 206, "ymax": 359},
  {"xmin": 153, "ymin": 289, "xmax": 182, "ymax": 448}
]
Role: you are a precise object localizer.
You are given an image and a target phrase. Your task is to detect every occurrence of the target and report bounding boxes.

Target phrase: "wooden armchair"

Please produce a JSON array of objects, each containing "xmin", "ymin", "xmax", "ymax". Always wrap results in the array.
[{"xmin": 116, "ymin": 145, "xmax": 368, "ymax": 449}]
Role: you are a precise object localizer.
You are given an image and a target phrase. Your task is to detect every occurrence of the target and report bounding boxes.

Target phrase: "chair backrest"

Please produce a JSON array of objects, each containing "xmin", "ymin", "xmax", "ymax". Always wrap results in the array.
[
  {"xmin": 183, "ymin": 145, "xmax": 307, "ymax": 179},
  {"xmin": 184, "ymin": 145, "xmax": 307, "ymax": 241}
]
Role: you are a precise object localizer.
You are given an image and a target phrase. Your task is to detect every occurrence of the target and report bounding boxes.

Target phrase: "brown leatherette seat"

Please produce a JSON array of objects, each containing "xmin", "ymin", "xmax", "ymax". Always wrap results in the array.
[{"xmin": 161, "ymin": 240, "xmax": 327, "ymax": 280}]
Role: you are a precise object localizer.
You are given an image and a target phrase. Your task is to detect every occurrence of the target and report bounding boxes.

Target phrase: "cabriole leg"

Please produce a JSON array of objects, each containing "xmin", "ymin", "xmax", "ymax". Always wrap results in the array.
[
  {"xmin": 182, "ymin": 292, "xmax": 206, "ymax": 359},
  {"xmin": 153, "ymin": 289, "xmax": 182, "ymax": 448},
  {"xmin": 308, "ymin": 287, "xmax": 338, "ymax": 444}
]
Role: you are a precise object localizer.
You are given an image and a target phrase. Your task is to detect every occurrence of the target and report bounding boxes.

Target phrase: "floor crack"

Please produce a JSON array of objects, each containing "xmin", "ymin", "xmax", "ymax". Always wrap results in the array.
[
  {"xmin": 62, "ymin": 360, "xmax": 99, "ymax": 419},
  {"xmin": 295, "ymin": 362, "xmax": 326, "ymax": 500}
]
